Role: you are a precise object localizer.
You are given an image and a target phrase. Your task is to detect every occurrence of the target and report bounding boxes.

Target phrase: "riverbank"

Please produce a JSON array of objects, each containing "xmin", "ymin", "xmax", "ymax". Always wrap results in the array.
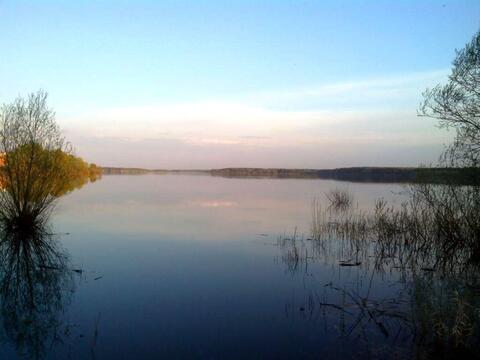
[{"xmin": 100, "ymin": 166, "xmax": 480, "ymax": 184}]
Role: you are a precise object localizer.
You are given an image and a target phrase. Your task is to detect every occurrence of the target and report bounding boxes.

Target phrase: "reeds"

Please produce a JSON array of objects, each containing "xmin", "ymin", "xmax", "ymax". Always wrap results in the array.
[
  {"xmin": 308, "ymin": 184, "xmax": 480, "ymax": 276},
  {"xmin": 276, "ymin": 184, "xmax": 480, "ymax": 357},
  {"xmin": 325, "ymin": 188, "xmax": 353, "ymax": 210}
]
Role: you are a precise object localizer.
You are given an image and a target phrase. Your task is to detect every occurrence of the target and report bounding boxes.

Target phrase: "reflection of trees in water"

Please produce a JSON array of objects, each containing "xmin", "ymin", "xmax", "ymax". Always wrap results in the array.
[
  {"xmin": 0, "ymin": 169, "xmax": 81, "ymax": 359},
  {"xmin": 276, "ymin": 188, "xmax": 480, "ymax": 359},
  {"xmin": 0, "ymin": 223, "xmax": 77, "ymax": 360},
  {"xmin": 0, "ymin": 189, "xmax": 85, "ymax": 359},
  {"xmin": 0, "ymin": 91, "xmax": 90, "ymax": 359}
]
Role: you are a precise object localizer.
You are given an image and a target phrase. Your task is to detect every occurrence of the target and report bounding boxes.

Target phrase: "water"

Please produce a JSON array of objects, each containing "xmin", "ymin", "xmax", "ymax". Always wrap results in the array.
[{"xmin": 0, "ymin": 174, "xmax": 457, "ymax": 359}]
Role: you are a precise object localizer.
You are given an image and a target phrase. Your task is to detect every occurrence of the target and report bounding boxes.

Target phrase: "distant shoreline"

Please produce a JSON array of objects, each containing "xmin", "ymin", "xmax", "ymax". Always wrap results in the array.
[{"xmin": 100, "ymin": 166, "xmax": 479, "ymax": 184}]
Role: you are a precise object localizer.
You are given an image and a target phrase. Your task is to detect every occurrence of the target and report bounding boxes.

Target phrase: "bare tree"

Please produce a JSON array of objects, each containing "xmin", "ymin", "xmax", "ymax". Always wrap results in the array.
[
  {"xmin": 420, "ymin": 30, "xmax": 480, "ymax": 167},
  {"xmin": 0, "ymin": 90, "xmax": 71, "ymax": 231}
]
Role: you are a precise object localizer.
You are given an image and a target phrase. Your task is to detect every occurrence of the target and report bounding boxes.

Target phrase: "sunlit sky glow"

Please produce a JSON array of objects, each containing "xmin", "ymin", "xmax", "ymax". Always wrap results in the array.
[{"xmin": 1, "ymin": 1, "xmax": 480, "ymax": 169}]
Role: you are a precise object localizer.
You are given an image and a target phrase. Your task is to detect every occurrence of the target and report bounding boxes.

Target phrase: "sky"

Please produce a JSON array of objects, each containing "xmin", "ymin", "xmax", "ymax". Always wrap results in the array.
[{"xmin": 1, "ymin": 0, "xmax": 479, "ymax": 169}]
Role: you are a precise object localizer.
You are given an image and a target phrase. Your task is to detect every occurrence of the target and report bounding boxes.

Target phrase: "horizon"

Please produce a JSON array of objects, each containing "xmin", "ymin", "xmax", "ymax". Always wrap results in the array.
[
  {"xmin": 99, "ymin": 165, "xmax": 422, "ymax": 171},
  {"xmin": 1, "ymin": 1, "xmax": 479, "ymax": 168},
  {"xmin": 1, "ymin": 3, "xmax": 480, "ymax": 358}
]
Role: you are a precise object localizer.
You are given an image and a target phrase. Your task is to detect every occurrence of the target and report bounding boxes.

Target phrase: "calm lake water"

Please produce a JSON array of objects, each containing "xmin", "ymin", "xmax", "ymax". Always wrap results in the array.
[{"xmin": 0, "ymin": 174, "xmax": 442, "ymax": 359}]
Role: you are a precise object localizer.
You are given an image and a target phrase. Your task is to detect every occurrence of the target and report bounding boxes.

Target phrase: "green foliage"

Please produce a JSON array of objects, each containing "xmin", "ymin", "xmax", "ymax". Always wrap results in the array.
[
  {"xmin": 47, "ymin": 149, "xmax": 101, "ymax": 196},
  {"xmin": 1, "ymin": 143, "xmax": 100, "ymax": 198},
  {"xmin": 0, "ymin": 143, "xmax": 101, "ymax": 233}
]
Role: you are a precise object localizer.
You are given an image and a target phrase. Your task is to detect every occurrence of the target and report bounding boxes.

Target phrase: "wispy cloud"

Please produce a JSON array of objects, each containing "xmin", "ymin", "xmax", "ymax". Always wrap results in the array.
[
  {"xmin": 60, "ymin": 69, "xmax": 453, "ymax": 168},
  {"xmin": 246, "ymin": 69, "xmax": 449, "ymax": 110}
]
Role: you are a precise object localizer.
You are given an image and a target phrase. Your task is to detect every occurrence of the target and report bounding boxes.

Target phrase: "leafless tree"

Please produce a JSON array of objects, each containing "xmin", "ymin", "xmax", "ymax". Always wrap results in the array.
[{"xmin": 420, "ymin": 30, "xmax": 480, "ymax": 167}]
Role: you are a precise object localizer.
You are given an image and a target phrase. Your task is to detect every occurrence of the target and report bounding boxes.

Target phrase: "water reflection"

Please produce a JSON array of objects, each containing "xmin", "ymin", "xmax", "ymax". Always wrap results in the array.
[
  {"xmin": 0, "ymin": 225, "xmax": 76, "ymax": 359},
  {"xmin": 276, "ymin": 191, "xmax": 480, "ymax": 359},
  {"xmin": 39, "ymin": 174, "xmax": 480, "ymax": 358},
  {"xmin": 0, "ymin": 154, "xmax": 89, "ymax": 359}
]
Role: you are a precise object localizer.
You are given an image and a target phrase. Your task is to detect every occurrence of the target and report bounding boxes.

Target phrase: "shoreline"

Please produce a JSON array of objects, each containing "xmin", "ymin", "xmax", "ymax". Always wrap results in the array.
[{"xmin": 100, "ymin": 166, "xmax": 480, "ymax": 184}]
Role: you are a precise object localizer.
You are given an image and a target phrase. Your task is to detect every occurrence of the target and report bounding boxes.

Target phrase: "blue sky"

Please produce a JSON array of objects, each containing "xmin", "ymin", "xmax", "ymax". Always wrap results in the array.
[{"xmin": 1, "ymin": 0, "xmax": 479, "ymax": 168}]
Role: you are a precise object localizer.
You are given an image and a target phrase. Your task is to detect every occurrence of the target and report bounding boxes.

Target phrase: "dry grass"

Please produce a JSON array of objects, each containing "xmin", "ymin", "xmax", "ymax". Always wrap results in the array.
[
  {"xmin": 325, "ymin": 188, "xmax": 353, "ymax": 210},
  {"xmin": 309, "ymin": 184, "xmax": 480, "ymax": 276},
  {"xmin": 276, "ymin": 184, "xmax": 480, "ymax": 357}
]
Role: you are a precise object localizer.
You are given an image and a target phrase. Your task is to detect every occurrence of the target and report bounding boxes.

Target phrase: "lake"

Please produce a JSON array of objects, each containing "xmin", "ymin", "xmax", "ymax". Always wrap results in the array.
[{"xmin": 0, "ymin": 174, "xmax": 471, "ymax": 359}]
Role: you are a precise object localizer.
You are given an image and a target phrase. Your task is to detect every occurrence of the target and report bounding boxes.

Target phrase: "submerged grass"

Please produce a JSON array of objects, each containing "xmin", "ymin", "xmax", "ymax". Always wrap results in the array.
[
  {"xmin": 276, "ymin": 183, "xmax": 480, "ymax": 358},
  {"xmin": 325, "ymin": 188, "xmax": 353, "ymax": 211},
  {"xmin": 308, "ymin": 184, "xmax": 480, "ymax": 276}
]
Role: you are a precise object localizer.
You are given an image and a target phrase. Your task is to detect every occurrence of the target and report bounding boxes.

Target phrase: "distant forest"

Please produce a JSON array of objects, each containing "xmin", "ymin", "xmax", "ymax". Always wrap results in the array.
[{"xmin": 100, "ymin": 166, "xmax": 479, "ymax": 184}]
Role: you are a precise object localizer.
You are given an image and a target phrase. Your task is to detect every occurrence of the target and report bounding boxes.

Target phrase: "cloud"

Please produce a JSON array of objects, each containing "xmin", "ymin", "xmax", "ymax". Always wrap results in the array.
[
  {"xmin": 63, "ymin": 100, "xmax": 340, "ymax": 145},
  {"xmin": 246, "ymin": 69, "xmax": 449, "ymax": 110},
  {"xmin": 60, "ymin": 69, "xmax": 454, "ymax": 168}
]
